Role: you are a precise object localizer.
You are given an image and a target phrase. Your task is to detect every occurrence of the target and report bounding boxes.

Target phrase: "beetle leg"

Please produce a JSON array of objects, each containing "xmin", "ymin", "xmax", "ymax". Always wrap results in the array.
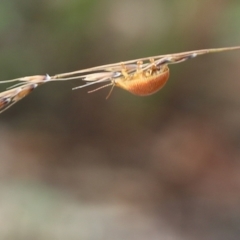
[
  {"xmin": 136, "ymin": 61, "xmax": 143, "ymax": 73},
  {"xmin": 121, "ymin": 63, "xmax": 129, "ymax": 78}
]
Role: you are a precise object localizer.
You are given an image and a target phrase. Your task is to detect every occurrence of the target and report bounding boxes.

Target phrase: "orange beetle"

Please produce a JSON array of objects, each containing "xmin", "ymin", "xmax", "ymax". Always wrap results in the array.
[{"xmin": 115, "ymin": 62, "xmax": 169, "ymax": 96}]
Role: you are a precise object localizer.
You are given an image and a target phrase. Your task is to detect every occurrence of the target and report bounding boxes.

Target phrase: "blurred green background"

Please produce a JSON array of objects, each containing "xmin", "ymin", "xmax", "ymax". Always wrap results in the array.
[{"xmin": 1, "ymin": 0, "xmax": 240, "ymax": 239}]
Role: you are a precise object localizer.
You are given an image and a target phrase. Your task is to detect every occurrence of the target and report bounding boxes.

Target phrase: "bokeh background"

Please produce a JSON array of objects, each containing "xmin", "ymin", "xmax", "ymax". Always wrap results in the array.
[{"xmin": 0, "ymin": 0, "xmax": 240, "ymax": 239}]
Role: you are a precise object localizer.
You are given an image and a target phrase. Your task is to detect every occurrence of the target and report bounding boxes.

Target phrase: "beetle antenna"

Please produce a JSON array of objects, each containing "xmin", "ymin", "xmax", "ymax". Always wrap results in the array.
[
  {"xmin": 105, "ymin": 84, "xmax": 115, "ymax": 99},
  {"xmin": 87, "ymin": 82, "xmax": 113, "ymax": 94}
]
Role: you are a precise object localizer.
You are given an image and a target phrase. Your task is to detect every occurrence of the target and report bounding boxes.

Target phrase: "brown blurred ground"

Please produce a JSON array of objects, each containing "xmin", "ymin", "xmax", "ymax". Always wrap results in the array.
[{"xmin": 0, "ymin": 0, "xmax": 240, "ymax": 239}]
